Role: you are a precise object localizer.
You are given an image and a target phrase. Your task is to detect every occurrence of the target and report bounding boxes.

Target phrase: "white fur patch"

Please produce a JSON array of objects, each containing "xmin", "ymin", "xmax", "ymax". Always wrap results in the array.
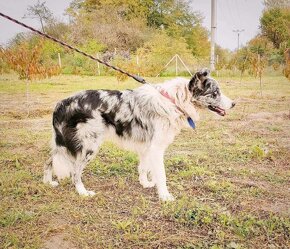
[{"xmin": 220, "ymin": 93, "xmax": 234, "ymax": 110}]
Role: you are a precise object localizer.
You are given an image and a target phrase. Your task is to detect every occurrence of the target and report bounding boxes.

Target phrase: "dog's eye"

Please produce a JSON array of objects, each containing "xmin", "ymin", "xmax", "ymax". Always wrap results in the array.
[{"xmin": 212, "ymin": 91, "xmax": 218, "ymax": 98}]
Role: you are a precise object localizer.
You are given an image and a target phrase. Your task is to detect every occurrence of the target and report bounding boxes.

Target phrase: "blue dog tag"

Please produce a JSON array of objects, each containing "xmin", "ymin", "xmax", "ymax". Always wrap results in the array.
[{"xmin": 187, "ymin": 117, "xmax": 195, "ymax": 129}]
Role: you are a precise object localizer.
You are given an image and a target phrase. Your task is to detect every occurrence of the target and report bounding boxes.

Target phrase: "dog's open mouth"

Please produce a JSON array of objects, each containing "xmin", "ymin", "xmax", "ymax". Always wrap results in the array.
[{"xmin": 208, "ymin": 105, "xmax": 226, "ymax": 116}]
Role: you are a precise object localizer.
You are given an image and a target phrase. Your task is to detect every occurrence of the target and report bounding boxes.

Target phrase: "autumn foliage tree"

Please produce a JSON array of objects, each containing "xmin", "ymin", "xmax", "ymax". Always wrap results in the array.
[{"xmin": 1, "ymin": 39, "xmax": 60, "ymax": 80}]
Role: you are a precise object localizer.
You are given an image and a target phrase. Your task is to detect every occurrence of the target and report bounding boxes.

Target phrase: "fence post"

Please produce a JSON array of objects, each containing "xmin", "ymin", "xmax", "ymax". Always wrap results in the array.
[
  {"xmin": 258, "ymin": 54, "xmax": 263, "ymax": 97},
  {"xmin": 216, "ymin": 54, "xmax": 219, "ymax": 77},
  {"xmin": 136, "ymin": 54, "xmax": 140, "ymax": 76},
  {"xmin": 58, "ymin": 53, "xmax": 61, "ymax": 68},
  {"xmin": 97, "ymin": 53, "xmax": 101, "ymax": 76},
  {"xmin": 26, "ymin": 80, "xmax": 30, "ymax": 117},
  {"xmin": 175, "ymin": 54, "xmax": 178, "ymax": 76},
  {"xmin": 176, "ymin": 54, "xmax": 192, "ymax": 76}
]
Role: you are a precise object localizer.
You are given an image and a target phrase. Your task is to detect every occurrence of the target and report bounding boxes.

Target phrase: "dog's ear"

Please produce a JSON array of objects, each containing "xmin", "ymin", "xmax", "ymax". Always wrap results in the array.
[
  {"xmin": 196, "ymin": 68, "xmax": 210, "ymax": 79},
  {"xmin": 188, "ymin": 68, "xmax": 210, "ymax": 92}
]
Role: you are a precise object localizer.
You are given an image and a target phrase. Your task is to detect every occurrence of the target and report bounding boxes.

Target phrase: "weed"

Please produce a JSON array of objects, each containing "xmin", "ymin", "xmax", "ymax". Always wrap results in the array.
[
  {"xmin": 0, "ymin": 210, "xmax": 36, "ymax": 227},
  {"xmin": 163, "ymin": 198, "xmax": 290, "ymax": 243},
  {"xmin": 250, "ymin": 145, "xmax": 268, "ymax": 160}
]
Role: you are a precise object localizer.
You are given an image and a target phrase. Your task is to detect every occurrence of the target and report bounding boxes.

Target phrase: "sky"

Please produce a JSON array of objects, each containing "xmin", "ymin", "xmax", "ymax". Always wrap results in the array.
[
  {"xmin": 0, "ymin": 0, "xmax": 265, "ymax": 50},
  {"xmin": 192, "ymin": 0, "xmax": 265, "ymax": 50}
]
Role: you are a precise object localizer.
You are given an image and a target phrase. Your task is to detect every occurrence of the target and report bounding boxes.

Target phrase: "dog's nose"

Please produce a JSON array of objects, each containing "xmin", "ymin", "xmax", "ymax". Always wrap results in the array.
[{"xmin": 231, "ymin": 102, "xmax": 236, "ymax": 108}]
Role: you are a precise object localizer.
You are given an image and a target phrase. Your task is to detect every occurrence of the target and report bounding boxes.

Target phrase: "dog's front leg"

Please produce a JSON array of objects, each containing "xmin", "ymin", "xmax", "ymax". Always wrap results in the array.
[
  {"xmin": 138, "ymin": 159, "xmax": 155, "ymax": 189},
  {"xmin": 146, "ymin": 147, "xmax": 174, "ymax": 201}
]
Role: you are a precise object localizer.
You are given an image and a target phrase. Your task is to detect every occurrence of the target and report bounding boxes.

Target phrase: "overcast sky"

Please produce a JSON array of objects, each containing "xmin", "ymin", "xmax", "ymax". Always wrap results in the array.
[{"xmin": 0, "ymin": 0, "xmax": 265, "ymax": 50}]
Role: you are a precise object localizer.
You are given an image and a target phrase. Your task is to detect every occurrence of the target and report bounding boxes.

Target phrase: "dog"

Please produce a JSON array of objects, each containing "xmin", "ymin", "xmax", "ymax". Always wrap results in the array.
[{"xmin": 43, "ymin": 68, "xmax": 235, "ymax": 201}]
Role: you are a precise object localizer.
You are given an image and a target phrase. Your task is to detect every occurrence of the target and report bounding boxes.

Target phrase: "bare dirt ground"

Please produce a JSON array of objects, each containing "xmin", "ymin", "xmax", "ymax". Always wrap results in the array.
[{"xmin": 0, "ymin": 75, "xmax": 289, "ymax": 248}]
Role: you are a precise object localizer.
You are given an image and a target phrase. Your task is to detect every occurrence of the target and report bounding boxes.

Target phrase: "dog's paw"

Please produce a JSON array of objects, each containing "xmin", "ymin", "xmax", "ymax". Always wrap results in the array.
[
  {"xmin": 140, "ymin": 180, "xmax": 155, "ymax": 188},
  {"xmin": 44, "ymin": 180, "xmax": 59, "ymax": 187},
  {"xmin": 87, "ymin": 190, "xmax": 96, "ymax": 196},
  {"xmin": 50, "ymin": 181, "xmax": 59, "ymax": 187},
  {"xmin": 159, "ymin": 192, "xmax": 175, "ymax": 202},
  {"xmin": 79, "ymin": 189, "xmax": 96, "ymax": 197}
]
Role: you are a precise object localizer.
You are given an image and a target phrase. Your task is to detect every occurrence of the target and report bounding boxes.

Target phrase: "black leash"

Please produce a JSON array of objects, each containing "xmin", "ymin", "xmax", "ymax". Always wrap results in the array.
[{"xmin": 0, "ymin": 12, "xmax": 147, "ymax": 84}]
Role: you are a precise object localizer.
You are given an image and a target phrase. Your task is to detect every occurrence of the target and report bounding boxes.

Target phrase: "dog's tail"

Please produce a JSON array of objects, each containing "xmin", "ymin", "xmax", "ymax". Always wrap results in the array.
[
  {"xmin": 51, "ymin": 103, "xmax": 74, "ymax": 180},
  {"xmin": 52, "ymin": 146, "xmax": 73, "ymax": 180}
]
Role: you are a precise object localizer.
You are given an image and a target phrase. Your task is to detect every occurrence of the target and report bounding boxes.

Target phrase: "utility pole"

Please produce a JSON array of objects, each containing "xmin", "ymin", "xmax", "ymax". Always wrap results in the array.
[
  {"xmin": 210, "ymin": 0, "xmax": 217, "ymax": 71},
  {"xmin": 233, "ymin": 29, "xmax": 245, "ymax": 50}
]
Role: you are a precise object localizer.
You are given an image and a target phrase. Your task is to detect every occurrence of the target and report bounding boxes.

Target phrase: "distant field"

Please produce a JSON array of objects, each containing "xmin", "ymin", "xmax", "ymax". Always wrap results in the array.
[{"xmin": 0, "ymin": 74, "xmax": 289, "ymax": 248}]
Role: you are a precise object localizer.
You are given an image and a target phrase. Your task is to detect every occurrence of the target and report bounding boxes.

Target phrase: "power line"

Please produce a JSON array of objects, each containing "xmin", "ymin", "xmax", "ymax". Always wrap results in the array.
[
  {"xmin": 234, "ymin": 0, "xmax": 243, "ymax": 28},
  {"xmin": 225, "ymin": 0, "xmax": 238, "ymax": 29}
]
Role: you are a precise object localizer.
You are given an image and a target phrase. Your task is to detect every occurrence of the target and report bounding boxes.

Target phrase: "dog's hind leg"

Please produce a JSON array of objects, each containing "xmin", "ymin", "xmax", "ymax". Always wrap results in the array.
[
  {"xmin": 43, "ymin": 157, "xmax": 59, "ymax": 187},
  {"xmin": 73, "ymin": 158, "xmax": 95, "ymax": 196},
  {"xmin": 72, "ymin": 138, "xmax": 101, "ymax": 197}
]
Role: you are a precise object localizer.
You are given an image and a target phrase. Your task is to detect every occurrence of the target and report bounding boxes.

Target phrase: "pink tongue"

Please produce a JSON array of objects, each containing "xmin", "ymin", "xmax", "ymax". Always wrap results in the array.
[{"xmin": 217, "ymin": 107, "xmax": 226, "ymax": 116}]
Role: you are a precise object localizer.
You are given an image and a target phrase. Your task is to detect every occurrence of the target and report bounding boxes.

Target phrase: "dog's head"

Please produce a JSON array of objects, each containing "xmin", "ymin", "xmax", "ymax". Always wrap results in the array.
[{"xmin": 188, "ymin": 68, "xmax": 235, "ymax": 116}]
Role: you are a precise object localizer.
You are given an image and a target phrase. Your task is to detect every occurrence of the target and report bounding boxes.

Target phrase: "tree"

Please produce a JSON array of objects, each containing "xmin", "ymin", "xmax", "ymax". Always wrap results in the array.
[
  {"xmin": 215, "ymin": 46, "xmax": 232, "ymax": 71},
  {"xmin": 233, "ymin": 36, "xmax": 273, "ymax": 77},
  {"xmin": 67, "ymin": 0, "xmax": 209, "ymax": 56},
  {"xmin": 260, "ymin": 7, "xmax": 290, "ymax": 49},
  {"xmin": 0, "ymin": 46, "xmax": 9, "ymax": 74},
  {"xmin": 283, "ymin": 48, "xmax": 290, "ymax": 79},
  {"xmin": 2, "ymin": 39, "xmax": 60, "ymax": 80},
  {"xmin": 185, "ymin": 25, "xmax": 210, "ymax": 57},
  {"xmin": 263, "ymin": 0, "xmax": 290, "ymax": 9},
  {"xmin": 69, "ymin": 6, "xmax": 150, "ymax": 51},
  {"xmin": 24, "ymin": 0, "xmax": 53, "ymax": 32}
]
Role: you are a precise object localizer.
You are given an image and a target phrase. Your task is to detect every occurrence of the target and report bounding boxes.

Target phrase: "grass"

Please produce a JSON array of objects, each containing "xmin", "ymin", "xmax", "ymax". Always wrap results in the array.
[{"xmin": 0, "ymin": 74, "xmax": 289, "ymax": 248}]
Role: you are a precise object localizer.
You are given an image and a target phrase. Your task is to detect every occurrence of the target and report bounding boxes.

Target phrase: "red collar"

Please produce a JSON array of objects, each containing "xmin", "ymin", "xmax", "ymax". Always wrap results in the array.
[
  {"xmin": 160, "ymin": 89, "xmax": 176, "ymax": 105},
  {"xmin": 159, "ymin": 89, "xmax": 184, "ymax": 113},
  {"xmin": 159, "ymin": 89, "xmax": 196, "ymax": 129}
]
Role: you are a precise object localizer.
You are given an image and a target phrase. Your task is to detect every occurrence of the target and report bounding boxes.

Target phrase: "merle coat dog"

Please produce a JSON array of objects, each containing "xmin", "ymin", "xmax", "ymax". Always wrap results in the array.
[{"xmin": 43, "ymin": 69, "xmax": 235, "ymax": 201}]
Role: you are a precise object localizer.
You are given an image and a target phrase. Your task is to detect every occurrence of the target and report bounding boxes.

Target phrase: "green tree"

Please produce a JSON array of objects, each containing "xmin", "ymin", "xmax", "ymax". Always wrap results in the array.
[
  {"xmin": 67, "ymin": 0, "xmax": 209, "ymax": 56},
  {"xmin": 185, "ymin": 25, "xmax": 210, "ymax": 57},
  {"xmin": 215, "ymin": 45, "xmax": 232, "ymax": 71},
  {"xmin": 260, "ymin": 7, "xmax": 290, "ymax": 49},
  {"xmin": 67, "ymin": 2, "xmax": 151, "ymax": 51},
  {"xmin": 136, "ymin": 31, "xmax": 194, "ymax": 76},
  {"xmin": 233, "ymin": 36, "xmax": 273, "ymax": 77}
]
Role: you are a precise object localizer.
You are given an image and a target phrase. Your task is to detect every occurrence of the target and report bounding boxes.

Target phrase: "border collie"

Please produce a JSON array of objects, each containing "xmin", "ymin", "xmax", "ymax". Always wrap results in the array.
[{"xmin": 43, "ymin": 68, "xmax": 235, "ymax": 201}]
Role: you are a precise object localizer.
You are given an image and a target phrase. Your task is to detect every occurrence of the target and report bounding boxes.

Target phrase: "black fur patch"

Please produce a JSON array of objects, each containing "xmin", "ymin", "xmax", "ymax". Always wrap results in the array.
[
  {"xmin": 188, "ymin": 74, "xmax": 220, "ymax": 99},
  {"xmin": 101, "ymin": 112, "xmax": 134, "ymax": 137},
  {"xmin": 53, "ymin": 89, "xmax": 149, "ymax": 156},
  {"xmin": 80, "ymin": 90, "xmax": 102, "ymax": 110},
  {"xmin": 53, "ymin": 92, "xmax": 98, "ymax": 157},
  {"xmin": 188, "ymin": 74, "xmax": 199, "ymax": 92},
  {"xmin": 86, "ymin": 150, "xmax": 94, "ymax": 157},
  {"xmin": 101, "ymin": 112, "xmax": 116, "ymax": 127},
  {"xmin": 107, "ymin": 90, "xmax": 123, "ymax": 100}
]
